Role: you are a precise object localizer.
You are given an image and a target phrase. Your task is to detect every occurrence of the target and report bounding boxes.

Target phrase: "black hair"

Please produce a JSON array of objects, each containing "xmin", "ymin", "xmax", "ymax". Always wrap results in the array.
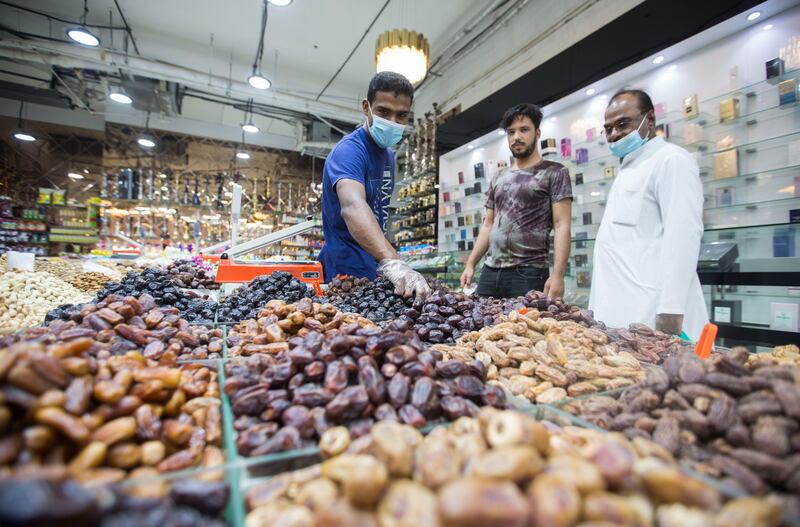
[
  {"xmin": 500, "ymin": 103, "xmax": 543, "ymax": 130},
  {"xmin": 610, "ymin": 89, "xmax": 655, "ymax": 115},
  {"xmin": 367, "ymin": 71, "xmax": 414, "ymax": 104}
]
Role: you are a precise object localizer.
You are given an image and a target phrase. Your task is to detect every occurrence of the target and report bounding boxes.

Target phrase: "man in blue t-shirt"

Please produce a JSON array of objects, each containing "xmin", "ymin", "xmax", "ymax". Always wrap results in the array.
[{"xmin": 318, "ymin": 72, "xmax": 430, "ymax": 298}]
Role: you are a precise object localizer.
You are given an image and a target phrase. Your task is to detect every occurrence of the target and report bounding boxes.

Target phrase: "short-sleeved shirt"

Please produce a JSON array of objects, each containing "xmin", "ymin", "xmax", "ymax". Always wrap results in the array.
[
  {"xmin": 485, "ymin": 159, "xmax": 572, "ymax": 268},
  {"xmin": 318, "ymin": 126, "xmax": 394, "ymax": 281}
]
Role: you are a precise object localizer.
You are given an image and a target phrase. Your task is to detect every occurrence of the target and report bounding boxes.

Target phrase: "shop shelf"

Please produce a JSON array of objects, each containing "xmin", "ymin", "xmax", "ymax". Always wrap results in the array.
[
  {"xmin": 703, "ymin": 195, "xmax": 800, "ymax": 214},
  {"xmin": 700, "ymin": 102, "xmax": 800, "ymax": 134},
  {"xmin": 699, "ymin": 67, "xmax": 800, "ymax": 105}
]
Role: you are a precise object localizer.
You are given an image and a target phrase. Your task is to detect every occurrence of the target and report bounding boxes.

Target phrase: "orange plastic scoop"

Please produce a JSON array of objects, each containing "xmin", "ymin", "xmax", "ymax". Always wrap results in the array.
[{"xmin": 694, "ymin": 323, "xmax": 718, "ymax": 359}]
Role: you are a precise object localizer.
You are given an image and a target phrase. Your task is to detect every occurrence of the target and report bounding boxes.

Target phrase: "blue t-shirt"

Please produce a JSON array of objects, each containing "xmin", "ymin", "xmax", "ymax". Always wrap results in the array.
[{"xmin": 318, "ymin": 127, "xmax": 394, "ymax": 281}]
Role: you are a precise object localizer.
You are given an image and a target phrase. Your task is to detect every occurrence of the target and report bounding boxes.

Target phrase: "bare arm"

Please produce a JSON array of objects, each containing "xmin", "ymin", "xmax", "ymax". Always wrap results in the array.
[
  {"xmin": 461, "ymin": 208, "xmax": 494, "ymax": 287},
  {"xmin": 337, "ymin": 178, "xmax": 397, "ymax": 262},
  {"xmin": 543, "ymin": 199, "xmax": 571, "ymax": 299}
]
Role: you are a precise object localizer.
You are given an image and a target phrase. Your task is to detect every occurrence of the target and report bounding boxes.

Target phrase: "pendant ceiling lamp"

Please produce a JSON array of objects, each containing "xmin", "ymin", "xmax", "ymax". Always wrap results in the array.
[
  {"xmin": 67, "ymin": 0, "xmax": 101, "ymax": 47},
  {"xmin": 375, "ymin": 29, "xmax": 429, "ymax": 85},
  {"xmin": 13, "ymin": 101, "xmax": 36, "ymax": 142}
]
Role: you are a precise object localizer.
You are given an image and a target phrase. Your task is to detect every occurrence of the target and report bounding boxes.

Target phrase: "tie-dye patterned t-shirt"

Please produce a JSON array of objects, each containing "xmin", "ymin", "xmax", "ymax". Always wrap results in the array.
[{"xmin": 485, "ymin": 160, "xmax": 572, "ymax": 268}]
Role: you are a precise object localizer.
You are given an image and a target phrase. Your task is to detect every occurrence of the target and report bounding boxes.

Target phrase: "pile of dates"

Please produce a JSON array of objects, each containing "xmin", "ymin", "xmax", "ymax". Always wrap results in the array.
[
  {"xmin": 404, "ymin": 288, "xmax": 484, "ymax": 344},
  {"xmin": 0, "ymin": 477, "xmax": 229, "ymax": 527},
  {"xmin": 326, "ymin": 277, "xmax": 411, "ymax": 321},
  {"xmin": 243, "ymin": 408, "xmax": 782, "ymax": 527},
  {"xmin": 476, "ymin": 290, "xmax": 599, "ymax": 327},
  {"xmin": 0, "ymin": 339, "xmax": 224, "ymax": 482},
  {"xmin": 324, "ymin": 274, "xmax": 370, "ymax": 296},
  {"xmin": 434, "ymin": 309, "xmax": 645, "ymax": 404},
  {"xmin": 604, "ymin": 322, "xmax": 694, "ymax": 364},
  {"xmin": 218, "ymin": 271, "xmax": 313, "ymax": 323},
  {"xmin": 226, "ymin": 298, "xmax": 373, "ymax": 358},
  {"xmin": 93, "ymin": 269, "xmax": 215, "ymax": 324},
  {"xmin": 164, "ymin": 258, "xmax": 219, "ymax": 290},
  {"xmin": 23, "ymin": 293, "xmax": 224, "ymax": 362},
  {"xmin": 223, "ymin": 316, "xmax": 506, "ymax": 457},
  {"xmin": 565, "ymin": 348, "xmax": 800, "ymax": 507}
]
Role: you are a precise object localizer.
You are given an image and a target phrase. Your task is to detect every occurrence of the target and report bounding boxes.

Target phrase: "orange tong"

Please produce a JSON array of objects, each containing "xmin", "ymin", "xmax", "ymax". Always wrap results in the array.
[{"xmin": 694, "ymin": 323, "xmax": 718, "ymax": 359}]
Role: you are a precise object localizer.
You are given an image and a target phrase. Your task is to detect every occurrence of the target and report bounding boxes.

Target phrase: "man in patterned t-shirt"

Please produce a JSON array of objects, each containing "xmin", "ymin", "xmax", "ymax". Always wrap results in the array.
[{"xmin": 461, "ymin": 103, "xmax": 572, "ymax": 299}]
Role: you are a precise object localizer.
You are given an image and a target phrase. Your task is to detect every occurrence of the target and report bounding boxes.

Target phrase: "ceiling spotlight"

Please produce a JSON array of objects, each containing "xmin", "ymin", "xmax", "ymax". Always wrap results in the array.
[
  {"xmin": 236, "ymin": 150, "xmax": 251, "ymax": 160},
  {"xmin": 747, "ymin": 11, "xmax": 761, "ymax": 21},
  {"xmin": 585, "ymin": 88, "xmax": 596, "ymax": 96},
  {"xmin": 157, "ymin": 173, "xmax": 167, "ymax": 178},
  {"xmin": 467, "ymin": 145, "xmax": 475, "ymax": 150},
  {"xmin": 267, "ymin": 0, "xmax": 292, "ymax": 5},
  {"xmin": 668, "ymin": 64, "xmax": 677, "ymax": 71},
  {"xmin": 763, "ymin": 23, "xmax": 773, "ymax": 30},
  {"xmin": 242, "ymin": 122, "xmax": 259, "ymax": 133},
  {"xmin": 68, "ymin": 172, "xmax": 84, "ymax": 180},
  {"xmin": 652, "ymin": 55, "xmax": 664, "ymax": 64},
  {"xmin": 13, "ymin": 102, "xmax": 35, "ymax": 142},
  {"xmin": 497, "ymin": 130, "xmax": 506, "ymax": 135},
  {"xmin": 248, "ymin": 73, "xmax": 271, "ymax": 90},
  {"xmin": 549, "ymin": 117, "xmax": 557, "ymax": 121},
  {"xmin": 138, "ymin": 136, "xmax": 156, "ymax": 148},
  {"xmin": 67, "ymin": 26, "xmax": 100, "ymax": 47},
  {"xmin": 13, "ymin": 131, "xmax": 36, "ymax": 142},
  {"xmin": 109, "ymin": 90, "xmax": 133, "ymax": 104}
]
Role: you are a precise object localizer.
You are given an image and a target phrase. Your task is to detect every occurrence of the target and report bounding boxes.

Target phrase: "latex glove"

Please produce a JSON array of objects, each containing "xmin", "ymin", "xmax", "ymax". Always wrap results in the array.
[{"xmin": 378, "ymin": 258, "xmax": 431, "ymax": 298}]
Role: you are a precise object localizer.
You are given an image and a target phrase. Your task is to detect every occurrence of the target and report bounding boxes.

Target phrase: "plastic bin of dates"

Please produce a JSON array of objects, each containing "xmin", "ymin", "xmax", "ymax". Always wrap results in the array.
[
  {"xmin": 561, "ymin": 347, "xmax": 800, "ymax": 519},
  {"xmin": 222, "ymin": 312, "xmax": 508, "ymax": 462},
  {"xmin": 17, "ymin": 293, "xmax": 225, "ymax": 363},
  {"xmin": 239, "ymin": 408, "xmax": 783, "ymax": 527},
  {"xmin": 0, "ymin": 476, "xmax": 231, "ymax": 527},
  {"xmin": 0, "ymin": 338, "xmax": 225, "ymax": 486}
]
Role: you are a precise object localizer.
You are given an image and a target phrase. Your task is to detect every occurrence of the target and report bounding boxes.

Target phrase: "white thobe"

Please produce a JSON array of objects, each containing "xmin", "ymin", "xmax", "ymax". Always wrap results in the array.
[{"xmin": 588, "ymin": 136, "xmax": 709, "ymax": 341}]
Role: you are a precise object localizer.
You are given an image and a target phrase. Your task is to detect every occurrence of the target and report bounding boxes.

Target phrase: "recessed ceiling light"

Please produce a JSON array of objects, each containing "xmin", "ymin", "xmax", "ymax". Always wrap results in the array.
[
  {"xmin": 585, "ymin": 88, "xmax": 596, "ymax": 96},
  {"xmin": 13, "ymin": 131, "xmax": 36, "ymax": 142},
  {"xmin": 242, "ymin": 122, "xmax": 259, "ymax": 133},
  {"xmin": 549, "ymin": 117, "xmax": 557, "ymax": 121},
  {"xmin": 668, "ymin": 64, "xmax": 677, "ymax": 71},
  {"xmin": 109, "ymin": 91, "xmax": 133, "ymax": 104},
  {"xmin": 763, "ymin": 23, "xmax": 773, "ymax": 30},
  {"xmin": 746, "ymin": 11, "xmax": 761, "ymax": 21},
  {"xmin": 267, "ymin": 0, "xmax": 292, "ymax": 5},
  {"xmin": 68, "ymin": 172, "xmax": 84, "ymax": 180},
  {"xmin": 652, "ymin": 55, "xmax": 664, "ymax": 64},
  {"xmin": 497, "ymin": 130, "xmax": 505, "ymax": 135},
  {"xmin": 467, "ymin": 145, "xmax": 475, "ymax": 150},
  {"xmin": 236, "ymin": 150, "xmax": 251, "ymax": 160},
  {"xmin": 248, "ymin": 74, "xmax": 271, "ymax": 90},
  {"xmin": 478, "ymin": 147, "xmax": 485, "ymax": 151},
  {"xmin": 137, "ymin": 136, "xmax": 156, "ymax": 148},
  {"xmin": 67, "ymin": 26, "xmax": 100, "ymax": 47}
]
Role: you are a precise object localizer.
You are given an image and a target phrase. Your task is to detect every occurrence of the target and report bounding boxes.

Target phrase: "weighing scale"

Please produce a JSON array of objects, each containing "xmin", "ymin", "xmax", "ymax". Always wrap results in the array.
[{"xmin": 199, "ymin": 184, "xmax": 324, "ymax": 295}]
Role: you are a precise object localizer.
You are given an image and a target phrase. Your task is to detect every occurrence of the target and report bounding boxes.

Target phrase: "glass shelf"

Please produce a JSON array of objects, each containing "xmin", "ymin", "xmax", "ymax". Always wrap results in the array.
[
  {"xmin": 700, "ymin": 102, "xmax": 799, "ymax": 134},
  {"xmin": 699, "ymin": 68, "xmax": 800, "ymax": 105},
  {"xmin": 703, "ymin": 195, "xmax": 800, "ymax": 214}
]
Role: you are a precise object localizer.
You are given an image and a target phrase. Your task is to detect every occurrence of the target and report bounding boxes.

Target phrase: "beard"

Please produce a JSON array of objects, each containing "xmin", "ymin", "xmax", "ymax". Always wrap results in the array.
[{"xmin": 511, "ymin": 142, "xmax": 535, "ymax": 159}]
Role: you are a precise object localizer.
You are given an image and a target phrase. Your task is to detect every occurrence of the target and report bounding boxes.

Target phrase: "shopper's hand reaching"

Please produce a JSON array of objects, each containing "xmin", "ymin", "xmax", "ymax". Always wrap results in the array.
[
  {"xmin": 460, "ymin": 263, "xmax": 475, "ymax": 289},
  {"xmin": 543, "ymin": 274, "xmax": 564, "ymax": 300},
  {"xmin": 378, "ymin": 259, "xmax": 431, "ymax": 299}
]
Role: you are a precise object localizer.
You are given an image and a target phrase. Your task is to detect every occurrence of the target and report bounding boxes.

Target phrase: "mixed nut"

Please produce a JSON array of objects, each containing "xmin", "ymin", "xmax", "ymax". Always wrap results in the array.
[
  {"xmin": 563, "ymin": 348, "xmax": 800, "ymax": 511},
  {"xmin": 0, "ymin": 270, "xmax": 94, "ymax": 332},
  {"xmin": 433, "ymin": 309, "xmax": 646, "ymax": 404},
  {"xmin": 243, "ymin": 408, "xmax": 782, "ymax": 527}
]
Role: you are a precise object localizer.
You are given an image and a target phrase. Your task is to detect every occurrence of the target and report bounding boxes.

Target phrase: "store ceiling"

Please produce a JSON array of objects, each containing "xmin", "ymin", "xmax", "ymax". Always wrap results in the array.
[{"xmin": 0, "ymin": 0, "xmax": 487, "ymax": 108}]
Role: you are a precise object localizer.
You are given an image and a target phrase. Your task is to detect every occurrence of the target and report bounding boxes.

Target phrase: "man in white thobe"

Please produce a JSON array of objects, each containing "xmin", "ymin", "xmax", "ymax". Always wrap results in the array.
[{"xmin": 589, "ymin": 89, "xmax": 709, "ymax": 341}]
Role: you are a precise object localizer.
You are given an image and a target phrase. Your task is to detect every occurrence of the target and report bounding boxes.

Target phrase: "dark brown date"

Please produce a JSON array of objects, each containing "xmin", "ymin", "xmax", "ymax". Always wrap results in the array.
[
  {"xmin": 454, "ymin": 375, "xmax": 484, "ymax": 399},
  {"xmin": 325, "ymin": 385, "xmax": 369, "ymax": 421},
  {"xmin": 292, "ymin": 384, "xmax": 333, "ymax": 407},
  {"xmin": 359, "ymin": 365, "xmax": 386, "ymax": 405},
  {"xmin": 282, "ymin": 405, "xmax": 315, "ymax": 439},
  {"xmin": 304, "ymin": 361, "xmax": 325, "ymax": 380},
  {"xmin": 435, "ymin": 360, "xmax": 466, "ymax": 378},
  {"xmin": 324, "ymin": 361, "xmax": 349, "ymax": 393},
  {"xmin": 388, "ymin": 373, "xmax": 410, "ymax": 407},
  {"xmin": 398, "ymin": 404, "xmax": 426, "ymax": 427},
  {"xmin": 410, "ymin": 377, "xmax": 439, "ymax": 417},
  {"xmin": 374, "ymin": 403, "xmax": 398, "ymax": 421}
]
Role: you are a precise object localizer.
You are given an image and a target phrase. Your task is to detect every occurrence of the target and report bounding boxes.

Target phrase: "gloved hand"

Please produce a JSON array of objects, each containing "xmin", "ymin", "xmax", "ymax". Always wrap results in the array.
[{"xmin": 378, "ymin": 258, "xmax": 431, "ymax": 299}]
